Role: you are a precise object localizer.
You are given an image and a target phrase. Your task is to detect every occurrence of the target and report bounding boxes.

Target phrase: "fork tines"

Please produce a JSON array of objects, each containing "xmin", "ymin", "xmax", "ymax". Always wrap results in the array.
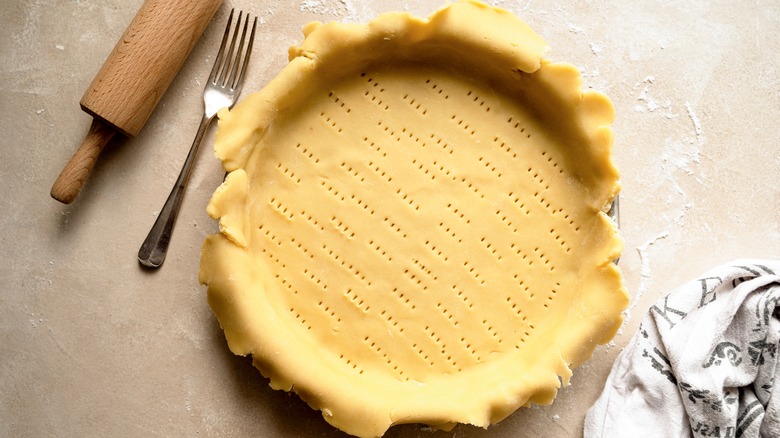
[{"xmin": 210, "ymin": 9, "xmax": 257, "ymax": 92}]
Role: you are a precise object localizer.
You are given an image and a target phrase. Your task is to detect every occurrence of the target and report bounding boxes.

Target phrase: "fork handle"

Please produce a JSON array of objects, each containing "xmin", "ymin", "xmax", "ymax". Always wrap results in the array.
[
  {"xmin": 51, "ymin": 119, "xmax": 117, "ymax": 204},
  {"xmin": 138, "ymin": 114, "xmax": 213, "ymax": 268}
]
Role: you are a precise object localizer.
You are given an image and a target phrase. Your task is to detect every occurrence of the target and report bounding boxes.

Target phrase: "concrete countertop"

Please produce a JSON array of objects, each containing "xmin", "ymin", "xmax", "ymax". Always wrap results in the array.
[{"xmin": 2, "ymin": 0, "xmax": 778, "ymax": 436}]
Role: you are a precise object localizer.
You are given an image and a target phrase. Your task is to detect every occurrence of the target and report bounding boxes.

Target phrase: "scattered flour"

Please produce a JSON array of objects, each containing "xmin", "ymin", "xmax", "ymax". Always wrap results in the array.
[
  {"xmin": 684, "ymin": 101, "xmax": 703, "ymax": 141},
  {"xmin": 661, "ymin": 137, "xmax": 700, "ymax": 176},
  {"xmin": 299, "ymin": 0, "xmax": 341, "ymax": 16},
  {"xmin": 630, "ymin": 104, "xmax": 704, "ymax": 322},
  {"xmin": 578, "ymin": 66, "xmax": 608, "ymax": 92},
  {"xmin": 493, "ymin": 0, "xmax": 536, "ymax": 12},
  {"xmin": 28, "ymin": 312, "xmax": 45, "ymax": 328},
  {"xmin": 621, "ymin": 231, "xmax": 670, "ymax": 328},
  {"xmin": 673, "ymin": 203, "xmax": 695, "ymax": 226},
  {"xmin": 567, "ymin": 23, "xmax": 586, "ymax": 35},
  {"xmin": 298, "ymin": 0, "xmax": 371, "ymax": 22},
  {"xmin": 634, "ymin": 77, "xmax": 676, "ymax": 118},
  {"xmin": 637, "ymin": 232, "xmax": 669, "ymax": 294},
  {"xmin": 263, "ymin": 3, "xmax": 277, "ymax": 23}
]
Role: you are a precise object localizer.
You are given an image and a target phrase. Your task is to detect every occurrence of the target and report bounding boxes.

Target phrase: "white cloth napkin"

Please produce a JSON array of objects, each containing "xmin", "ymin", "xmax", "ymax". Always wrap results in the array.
[{"xmin": 585, "ymin": 260, "xmax": 780, "ymax": 438}]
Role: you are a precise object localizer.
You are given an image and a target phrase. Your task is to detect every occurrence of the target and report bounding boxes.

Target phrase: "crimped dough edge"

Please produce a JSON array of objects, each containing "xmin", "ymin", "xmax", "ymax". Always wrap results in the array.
[{"xmin": 200, "ymin": 1, "xmax": 627, "ymax": 437}]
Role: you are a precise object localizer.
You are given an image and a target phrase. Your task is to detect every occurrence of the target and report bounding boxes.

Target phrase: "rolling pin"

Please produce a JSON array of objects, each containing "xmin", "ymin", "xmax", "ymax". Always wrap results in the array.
[{"xmin": 51, "ymin": 0, "xmax": 223, "ymax": 204}]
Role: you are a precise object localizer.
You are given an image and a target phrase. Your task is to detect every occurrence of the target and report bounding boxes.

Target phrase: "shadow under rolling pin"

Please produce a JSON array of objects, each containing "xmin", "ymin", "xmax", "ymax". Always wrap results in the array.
[{"xmin": 51, "ymin": 0, "xmax": 223, "ymax": 204}]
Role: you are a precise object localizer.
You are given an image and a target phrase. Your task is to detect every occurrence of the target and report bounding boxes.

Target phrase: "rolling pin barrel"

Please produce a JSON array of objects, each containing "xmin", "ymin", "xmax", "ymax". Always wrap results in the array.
[{"xmin": 51, "ymin": 0, "xmax": 223, "ymax": 204}]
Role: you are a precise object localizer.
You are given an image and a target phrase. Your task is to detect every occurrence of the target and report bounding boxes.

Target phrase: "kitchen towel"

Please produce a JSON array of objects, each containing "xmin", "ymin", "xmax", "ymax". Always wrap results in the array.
[{"xmin": 585, "ymin": 260, "xmax": 780, "ymax": 438}]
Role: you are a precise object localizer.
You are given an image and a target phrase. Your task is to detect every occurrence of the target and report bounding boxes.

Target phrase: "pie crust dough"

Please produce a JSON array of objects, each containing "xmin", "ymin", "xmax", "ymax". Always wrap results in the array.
[{"xmin": 200, "ymin": 1, "xmax": 628, "ymax": 436}]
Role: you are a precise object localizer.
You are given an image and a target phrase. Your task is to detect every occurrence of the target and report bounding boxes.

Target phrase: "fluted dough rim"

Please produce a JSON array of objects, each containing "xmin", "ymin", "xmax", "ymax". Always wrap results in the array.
[{"xmin": 200, "ymin": 1, "xmax": 627, "ymax": 437}]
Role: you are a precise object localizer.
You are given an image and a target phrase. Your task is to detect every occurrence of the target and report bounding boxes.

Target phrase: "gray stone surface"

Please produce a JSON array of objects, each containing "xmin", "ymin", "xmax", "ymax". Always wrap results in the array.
[{"xmin": 1, "ymin": 1, "xmax": 778, "ymax": 436}]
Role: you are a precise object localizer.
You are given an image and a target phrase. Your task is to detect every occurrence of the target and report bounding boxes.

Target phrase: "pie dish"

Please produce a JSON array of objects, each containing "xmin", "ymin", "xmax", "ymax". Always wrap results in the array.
[{"xmin": 199, "ymin": 1, "xmax": 628, "ymax": 436}]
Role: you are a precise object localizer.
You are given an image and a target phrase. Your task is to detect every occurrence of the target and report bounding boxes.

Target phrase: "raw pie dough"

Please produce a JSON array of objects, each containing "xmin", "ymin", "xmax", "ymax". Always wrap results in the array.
[{"xmin": 200, "ymin": 1, "xmax": 628, "ymax": 436}]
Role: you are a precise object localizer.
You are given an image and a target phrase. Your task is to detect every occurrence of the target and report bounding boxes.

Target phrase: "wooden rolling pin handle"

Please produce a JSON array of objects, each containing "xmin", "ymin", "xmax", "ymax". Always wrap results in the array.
[{"xmin": 50, "ymin": 119, "xmax": 117, "ymax": 204}]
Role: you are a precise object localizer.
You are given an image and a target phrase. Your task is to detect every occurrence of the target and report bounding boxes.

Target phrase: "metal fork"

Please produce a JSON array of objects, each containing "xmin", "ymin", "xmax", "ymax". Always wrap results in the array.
[{"xmin": 138, "ymin": 9, "xmax": 257, "ymax": 268}]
